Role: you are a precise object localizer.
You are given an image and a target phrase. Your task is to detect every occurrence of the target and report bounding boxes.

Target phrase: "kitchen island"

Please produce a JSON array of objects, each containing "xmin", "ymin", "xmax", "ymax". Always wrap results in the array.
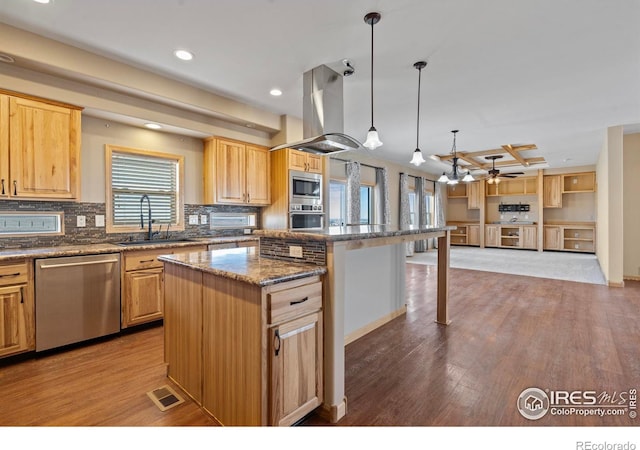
[
  {"xmin": 255, "ymin": 224, "xmax": 454, "ymax": 423},
  {"xmin": 159, "ymin": 247, "xmax": 327, "ymax": 426}
]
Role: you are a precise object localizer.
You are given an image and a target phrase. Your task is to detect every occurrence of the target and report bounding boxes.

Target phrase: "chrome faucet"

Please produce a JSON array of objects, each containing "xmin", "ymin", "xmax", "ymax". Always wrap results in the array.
[{"xmin": 140, "ymin": 194, "xmax": 157, "ymax": 240}]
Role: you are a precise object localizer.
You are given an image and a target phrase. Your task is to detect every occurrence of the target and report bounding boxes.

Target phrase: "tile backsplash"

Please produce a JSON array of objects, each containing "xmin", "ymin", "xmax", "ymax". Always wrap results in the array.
[{"xmin": 0, "ymin": 201, "xmax": 260, "ymax": 249}]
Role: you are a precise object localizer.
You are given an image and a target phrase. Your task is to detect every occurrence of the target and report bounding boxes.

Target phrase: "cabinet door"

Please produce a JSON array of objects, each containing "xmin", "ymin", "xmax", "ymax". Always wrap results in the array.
[
  {"xmin": 543, "ymin": 175, "xmax": 562, "ymax": 208},
  {"xmin": 468, "ymin": 225, "xmax": 480, "ymax": 246},
  {"xmin": 306, "ymin": 154, "xmax": 323, "ymax": 173},
  {"xmin": 0, "ymin": 95, "xmax": 8, "ymax": 198},
  {"xmin": 543, "ymin": 226, "xmax": 561, "ymax": 250},
  {"xmin": 215, "ymin": 139, "xmax": 246, "ymax": 204},
  {"xmin": 8, "ymin": 96, "xmax": 80, "ymax": 199},
  {"xmin": 270, "ymin": 311, "xmax": 323, "ymax": 426},
  {"xmin": 288, "ymin": 149, "xmax": 308, "ymax": 171},
  {"xmin": 485, "ymin": 225, "xmax": 499, "ymax": 247},
  {"xmin": 123, "ymin": 268, "xmax": 164, "ymax": 327},
  {"xmin": 245, "ymin": 144, "xmax": 271, "ymax": 205},
  {"xmin": 467, "ymin": 182, "xmax": 481, "ymax": 209},
  {"xmin": 523, "ymin": 226, "xmax": 537, "ymax": 249},
  {"xmin": 0, "ymin": 284, "xmax": 29, "ymax": 358}
]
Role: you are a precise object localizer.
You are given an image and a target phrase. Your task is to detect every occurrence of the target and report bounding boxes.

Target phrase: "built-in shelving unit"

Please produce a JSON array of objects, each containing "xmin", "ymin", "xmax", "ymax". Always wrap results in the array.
[{"xmin": 543, "ymin": 224, "xmax": 595, "ymax": 253}]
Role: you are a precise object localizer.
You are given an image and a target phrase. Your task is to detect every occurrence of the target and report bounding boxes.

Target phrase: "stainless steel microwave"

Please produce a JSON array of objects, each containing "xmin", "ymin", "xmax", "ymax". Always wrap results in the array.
[{"xmin": 290, "ymin": 170, "xmax": 322, "ymax": 206}]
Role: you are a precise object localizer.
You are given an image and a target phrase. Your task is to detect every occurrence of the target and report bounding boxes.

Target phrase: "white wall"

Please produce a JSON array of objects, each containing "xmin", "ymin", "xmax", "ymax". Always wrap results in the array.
[
  {"xmin": 623, "ymin": 133, "xmax": 640, "ymax": 278},
  {"xmin": 596, "ymin": 126, "xmax": 624, "ymax": 286}
]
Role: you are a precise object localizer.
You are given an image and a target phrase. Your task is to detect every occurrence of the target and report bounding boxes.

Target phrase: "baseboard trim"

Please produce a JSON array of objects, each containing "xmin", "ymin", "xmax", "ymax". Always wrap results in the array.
[
  {"xmin": 318, "ymin": 397, "xmax": 347, "ymax": 423},
  {"xmin": 608, "ymin": 280, "xmax": 625, "ymax": 288},
  {"xmin": 344, "ymin": 306, "xmax": 407, "ymax": 346},
  {"xmin": 623, "ymin": 275, "xmax": 640, "ymax": 281}
]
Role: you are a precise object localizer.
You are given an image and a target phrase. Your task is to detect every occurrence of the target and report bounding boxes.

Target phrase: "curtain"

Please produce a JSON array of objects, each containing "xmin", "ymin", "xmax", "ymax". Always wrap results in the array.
[
  {"xmin": 435, "ymin": 182, "xmax": 446, "ymax": 227},
  {"xmin": 414, "ymin": 177, "xmax": 428, "ymax": 252},
  {"xmin": 375, "ymin": 167, "xmax": 390, "ymax": 225},
  {"xmin": 345, "ymin": 161, "xmax": 361, "ymax": 225},
  {"xmin": 399, "ymin": 173, "xmax": 414, "ymax": 256}
]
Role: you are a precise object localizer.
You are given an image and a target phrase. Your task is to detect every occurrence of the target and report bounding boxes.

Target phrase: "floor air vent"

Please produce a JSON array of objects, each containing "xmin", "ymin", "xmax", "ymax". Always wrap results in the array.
[{"xmin": 146, "ymin": 385, "xmax": 185, "ymax": 411}]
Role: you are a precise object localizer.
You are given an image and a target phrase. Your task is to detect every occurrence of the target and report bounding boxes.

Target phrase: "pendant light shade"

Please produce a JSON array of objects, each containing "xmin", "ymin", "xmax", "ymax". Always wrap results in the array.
[
  {"xmin": 363, "ymin": 12, "xmax": 382, "ymax": 150},
  {"xmin": 409, "ymin": 61, "xmax": 427, "ymax": 166}
]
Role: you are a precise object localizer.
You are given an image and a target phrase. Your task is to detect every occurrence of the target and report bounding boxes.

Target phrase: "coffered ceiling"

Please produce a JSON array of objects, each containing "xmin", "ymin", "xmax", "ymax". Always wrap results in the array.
[{"xmin": 0, "ymin": 0, "xmax": 638, "ymax": 176}]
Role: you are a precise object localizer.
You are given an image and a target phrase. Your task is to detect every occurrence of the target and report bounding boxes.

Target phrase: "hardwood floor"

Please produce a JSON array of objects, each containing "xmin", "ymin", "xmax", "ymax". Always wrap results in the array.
[{"xmin": 1, "ymin": 266, "xmax": 638, "ymax": 426}]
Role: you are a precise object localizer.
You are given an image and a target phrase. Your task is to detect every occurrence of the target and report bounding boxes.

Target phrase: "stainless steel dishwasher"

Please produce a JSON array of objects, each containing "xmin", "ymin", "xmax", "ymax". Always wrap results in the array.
[{"xmin": 35, "ymin": 253, "xmax": 121, "ymax": 351}]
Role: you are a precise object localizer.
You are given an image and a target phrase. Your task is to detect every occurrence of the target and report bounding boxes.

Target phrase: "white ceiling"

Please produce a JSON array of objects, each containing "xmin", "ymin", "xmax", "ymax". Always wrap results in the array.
[{"xmin": 1, "ymin": 0, "xmax": 639, "ymax": 175}]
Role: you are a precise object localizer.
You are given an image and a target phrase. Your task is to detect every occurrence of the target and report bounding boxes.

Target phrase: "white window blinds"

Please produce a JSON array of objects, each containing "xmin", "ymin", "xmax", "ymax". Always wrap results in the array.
[{"xmin": 111, "ymin": 151, "xmax": 179, "ymax": 226}]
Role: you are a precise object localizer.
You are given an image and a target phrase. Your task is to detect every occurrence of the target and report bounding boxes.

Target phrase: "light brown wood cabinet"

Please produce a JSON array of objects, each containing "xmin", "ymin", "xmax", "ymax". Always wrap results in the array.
[
  {"xmin": 447, "ymin": 184, "xmax": 467, "ymax": 198},
  {"xmin": 203, "ymin": 137, "xmax": 271, "ymax": 205},
  {"xmin": 467, "ymin": 224, "xmax": 480, "ymax": 246},
  {"xmin": 562, "ymin": 172, "xmax": 596, "ymax": 193},
  {"xmin": 0, "ymin": 260, "xmax": 35, "ymax": 358},
  {"xmin": 543, "ymin": 175, "xmax": 562, "ymax": 208},
  {"xmin": 485, "ymin": 225, "xmax": 500, "ymax": 247},
  {"xmin": 543, "ymin": 226, "xmax": 561, "ymax": 250},
  {"xmin": 0, "ymin": 91, "xmax": 81, "ymax": 200},
  {"xmin": 164, "ymin": 263, "xmax": 323, "ymax": 426},
  {"xmin": 288, "ymin": 148, "xmax": 322, "ymax": 173},
  {"xmin": 486, "ymin": 177, "xmax": 537, "ymax": 197},
  {"xmin": 467, "ymin": 182, "xmax": 482, "ymax": 209},
  {"xmin": 543, "ymin": 224, "xmax": 595, "ymax": 253},
  {"xmin": 522, "ymin": 226, "xmax": 538, "ymax": 249},
  {"xmin": 122, "ymin": 245, "xmax": 206, "ymax": 328}
]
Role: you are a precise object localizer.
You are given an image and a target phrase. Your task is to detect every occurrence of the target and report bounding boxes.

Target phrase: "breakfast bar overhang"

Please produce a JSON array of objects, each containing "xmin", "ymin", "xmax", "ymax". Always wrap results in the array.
[{"xmin": 255, "ymin": 224, "xmax": 455, "ymax": 423}]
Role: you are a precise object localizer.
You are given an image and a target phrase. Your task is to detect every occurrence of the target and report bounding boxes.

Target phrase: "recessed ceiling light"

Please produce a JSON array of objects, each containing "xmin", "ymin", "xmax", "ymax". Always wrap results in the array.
[
  {"xmin": 174, "ymin": 50, "xmax": 194, "ymax": 61},
  {"xmin": 33, "ymin": 0, "xmax": 50, "ymax": 3},
  {"xmin": 144, "ymin": 123, "xmax": 162, "ymax": 130},
  {"xmin": 270, "ymin": 88, "xmax": 282, "ymax": 96}
]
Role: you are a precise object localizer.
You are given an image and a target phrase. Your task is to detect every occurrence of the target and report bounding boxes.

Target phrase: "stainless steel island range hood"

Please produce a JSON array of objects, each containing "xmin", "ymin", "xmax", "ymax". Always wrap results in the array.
[{"xmin": 271, "ymin": 65, "xmax": 362, "ymax": 155}]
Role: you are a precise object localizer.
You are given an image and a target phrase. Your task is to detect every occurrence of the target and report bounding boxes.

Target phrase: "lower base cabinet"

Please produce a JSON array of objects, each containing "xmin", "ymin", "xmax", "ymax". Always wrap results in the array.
[
  {"xmin": 164, "ymin": 263, "xmax": 323, "ymax": 426},
  {"xmin": 0, "ymin": 260, "xmax": 34, "ymax": 358},
  {"xmin": 544, "ymin": 225, "xmax": 595, "ymax": 253}
]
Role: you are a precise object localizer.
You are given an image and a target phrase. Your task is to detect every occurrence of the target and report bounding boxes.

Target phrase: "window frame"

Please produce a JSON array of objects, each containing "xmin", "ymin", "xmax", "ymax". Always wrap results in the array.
[
  {"xmin": 328, "ymin": 178, "xmax": 375, "ymax": 226},
  {"xmin": 105, "ymin": 144, "xmax": 185, "ymax": 234}
]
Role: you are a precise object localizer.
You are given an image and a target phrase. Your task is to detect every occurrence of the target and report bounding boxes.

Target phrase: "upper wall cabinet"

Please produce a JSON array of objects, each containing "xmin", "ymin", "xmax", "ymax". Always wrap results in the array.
[
  {"xmin": 288, "ymin": 148, "xmax": 322, "ymax": 174},
  {"xmin": 0, "ymin": 91, "xmax": 82, "ymax": 200},
  {"xmin": 203, "ymin": 137, "xmax": 271, "ymax": 206},
  {"xmin": 543, "ymin": 175, "xmax": 562, "ymax": 208},
  {"xmin": 486, "ymin": 176, "xmax": 537, "ymax": 197},
  {"xmin": 562, "ymin": 172, "xmax": 596, "ymax": 193}
]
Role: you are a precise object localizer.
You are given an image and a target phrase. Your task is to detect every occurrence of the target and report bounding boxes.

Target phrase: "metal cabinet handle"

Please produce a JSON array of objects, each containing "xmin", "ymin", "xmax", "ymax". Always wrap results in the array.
[
  {"xmin": 290, "ymin": 296, "xmax": 309, "ymax": 306},
  {"xmin": 1, "ymin": 179, "xmax": 4, "ymax": 195},
  {"xmin": 139, "ymin": 259, "xmax": 155, "ymax": 263},
  {"xmin": 13, "ymin": 180, "xmax": 17, "ymax": 196},
  {"xmin": 247, "ymin": 192, "xmax": 250, "ymax": 203},
  {"xmin": 274, "ymin": 329, "xmax": 281, "ymax": 356}
]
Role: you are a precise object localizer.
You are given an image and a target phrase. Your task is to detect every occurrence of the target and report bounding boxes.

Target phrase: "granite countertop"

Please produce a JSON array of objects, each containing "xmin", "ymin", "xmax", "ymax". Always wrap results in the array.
[
  {"xmin": 0, "ymin": 235, "xmax": 259, "ymax": 262},
  {"xmin": 254, "ymin": 224, "xmax": 455, "ymax": 242},
  {"xmin": 159, "ymin": 247, "xmax": 326, "ymax": 287}
]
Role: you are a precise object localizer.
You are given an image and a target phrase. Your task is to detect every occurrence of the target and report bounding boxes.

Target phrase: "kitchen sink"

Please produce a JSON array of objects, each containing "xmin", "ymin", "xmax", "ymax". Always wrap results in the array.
[{"xmin": 116, "ymin": 238, "xmax": 196, "ymax": 246}]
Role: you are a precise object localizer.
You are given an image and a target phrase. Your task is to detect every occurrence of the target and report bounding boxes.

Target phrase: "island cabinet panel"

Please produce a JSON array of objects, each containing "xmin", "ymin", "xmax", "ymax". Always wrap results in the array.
[
  {"xmin": 201, "ymin": 275, "xmax": 266, "ymax": 426},
  {"xmin": 164, "ymin": 264, "xmax": 203, "ymax": 404}
]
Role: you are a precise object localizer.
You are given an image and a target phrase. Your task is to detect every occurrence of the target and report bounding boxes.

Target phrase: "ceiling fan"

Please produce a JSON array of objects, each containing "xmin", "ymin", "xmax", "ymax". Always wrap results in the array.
[{"xmin": 481, "ymin": 155, "xmax": 524, "ymax": 184}]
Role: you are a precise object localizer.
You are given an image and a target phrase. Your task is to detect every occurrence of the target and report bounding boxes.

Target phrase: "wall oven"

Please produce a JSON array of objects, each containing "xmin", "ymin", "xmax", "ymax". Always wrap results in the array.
[{"xmin": 289, "ymin": 212, "xmax": 324, "ymax": 230}]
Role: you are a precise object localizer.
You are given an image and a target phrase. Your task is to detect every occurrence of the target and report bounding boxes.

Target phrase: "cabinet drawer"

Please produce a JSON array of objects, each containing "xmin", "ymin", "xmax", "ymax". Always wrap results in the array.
[
  {"xmin": 0, "ymin": 261, "xmax": 29, "ymax": 286},
  {"xmin": 125, "ymin": 245, "xmax": 206, "ymax": 271},
  {"xmin": 268, "ymin": 281, "xmax": 322, "ymax": 324}
]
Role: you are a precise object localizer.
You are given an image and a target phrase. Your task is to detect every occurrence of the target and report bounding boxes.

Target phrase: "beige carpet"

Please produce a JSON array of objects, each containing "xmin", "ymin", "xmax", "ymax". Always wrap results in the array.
[{"xmin": 407, "ymin": 246, "xmax": 606, "ymax": 285}]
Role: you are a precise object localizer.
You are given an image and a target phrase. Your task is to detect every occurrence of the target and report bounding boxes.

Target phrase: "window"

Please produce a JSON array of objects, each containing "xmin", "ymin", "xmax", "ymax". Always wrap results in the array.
[
  {"xmin": 105, "ymin": 145, "xmax": 184, "ymax": 233},
  {"xmin": 409, "ymin": 189, "xmax": 434, "ymax": 227},
  {"xmin": 329, "ymin": 180, "xmax": 374, "ymax": 226}
]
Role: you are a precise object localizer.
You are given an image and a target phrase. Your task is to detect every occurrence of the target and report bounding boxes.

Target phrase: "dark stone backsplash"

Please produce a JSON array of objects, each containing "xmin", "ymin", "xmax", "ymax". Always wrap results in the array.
[
  {"xmin": 259, "ymin": 237, "xmax": 326, "ymax": 266},
  {"xmin": 0, "ymin": 201, "xmax": 260, "ymax": 249}
]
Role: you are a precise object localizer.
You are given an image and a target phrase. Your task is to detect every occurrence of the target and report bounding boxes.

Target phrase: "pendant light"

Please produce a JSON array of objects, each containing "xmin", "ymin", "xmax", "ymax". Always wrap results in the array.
[
  {"xmin": 438, "ymin": 130, "xmax": 473, "ymax": 184},
  {"xmin": 409, "ymin": 61, "xmax": 427, "ymax": 166},
  {"xmin": 363, "ymin": 12, "xmax": 383, "ymax": 150}
]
